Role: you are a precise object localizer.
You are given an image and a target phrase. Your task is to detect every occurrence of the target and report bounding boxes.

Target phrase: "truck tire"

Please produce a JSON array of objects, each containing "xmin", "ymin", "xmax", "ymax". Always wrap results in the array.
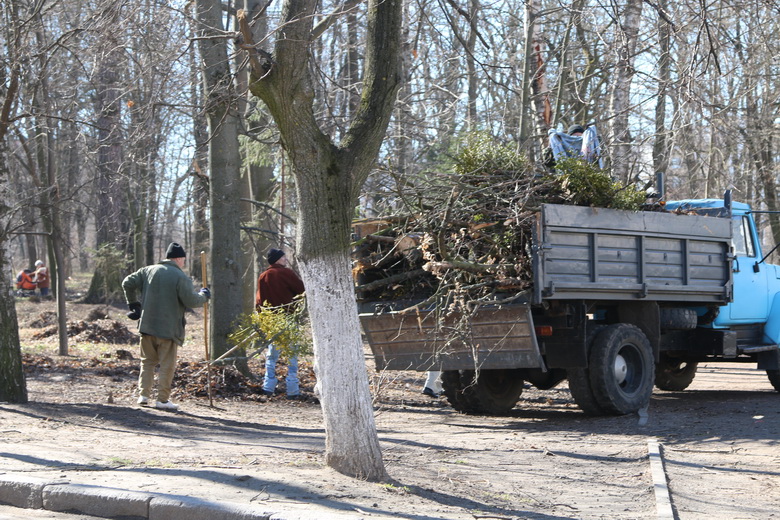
[
  {"xmin": 655, "ymin": 355, "xmax": 698, "ymax": 391},
  {"xmin": 441, "ymin": 369, "xmax": 524, "ymax": 415},
  {"xmin": 588, "ymin": 324, "xmax": 655, "ymax": 415},
  {"xmin": 659, "ymin": 308, "xmax": 698, "ymax": 330},
  {"xmin": 441, "ymin": 370, "xmax": 467, "ymax": 411},
  {"xmin": 567, "ymin": 325, "xmax": 607, "ymax": 415},
  {"xmin": 767, "ymin": 369, "xmax": 780, "ymax": 392}
]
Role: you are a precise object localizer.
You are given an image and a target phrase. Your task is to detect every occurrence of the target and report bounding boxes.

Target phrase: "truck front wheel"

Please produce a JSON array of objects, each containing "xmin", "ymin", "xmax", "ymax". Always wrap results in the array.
[
  {"xmin": 767, "ymin": 369, "xmax": 780, "ymax": 392},
  {"xmin": 441, "ymin": 369, "xmax": 524, "ymax": 415},
  {"xmin": 655, "ymin": 355, "xmax": 698, "ymax": 391},
  {"xmin": 589, "ymin": 324, "xmax": 655, "ymax": 415}
]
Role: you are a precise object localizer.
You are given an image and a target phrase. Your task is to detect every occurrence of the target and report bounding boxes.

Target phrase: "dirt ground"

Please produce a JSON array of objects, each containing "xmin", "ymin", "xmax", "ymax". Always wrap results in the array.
[{"xmin": 2, "ymin": 297, "xmax": 779, "ymax": 519}]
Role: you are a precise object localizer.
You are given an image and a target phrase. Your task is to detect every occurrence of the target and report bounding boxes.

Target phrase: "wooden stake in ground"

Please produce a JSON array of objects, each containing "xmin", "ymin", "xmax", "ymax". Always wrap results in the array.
[{"xmin": 201, "ymin": 251, "xmax": 214, "ymax": 407}]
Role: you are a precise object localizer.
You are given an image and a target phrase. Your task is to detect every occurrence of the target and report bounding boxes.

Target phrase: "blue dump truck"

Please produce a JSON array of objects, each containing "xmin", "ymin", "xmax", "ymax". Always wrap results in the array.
[{"xmin": 359, "ymin": 194, "xmax": 780, "ymax": 415}]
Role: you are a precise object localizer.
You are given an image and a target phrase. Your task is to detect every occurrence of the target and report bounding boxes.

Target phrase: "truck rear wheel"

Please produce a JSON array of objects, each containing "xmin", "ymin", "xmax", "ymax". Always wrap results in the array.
[
  {"xmin": 589, "ymin": 324, "xmax": 655, "ymax": 415},
  {"xmin": 655, "ymin": 355, "xmax": 698, "ymax": 391},
  {"xmin": 441, "ymin": 369, "xmax": 524, "ymax": 415},
  {"xmin": 567, "ymin": 325, "xmax": 608, "ymax": 415},
  {"xmin": 767, "ymin": 369, "xmax": 780, "ymax": 392}
]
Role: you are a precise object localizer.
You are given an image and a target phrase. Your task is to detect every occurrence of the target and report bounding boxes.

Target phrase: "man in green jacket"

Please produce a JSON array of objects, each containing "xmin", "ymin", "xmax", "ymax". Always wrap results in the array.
[{"xmin": 123, "ymin": 242, "xmax": 211, "ymax": 411}]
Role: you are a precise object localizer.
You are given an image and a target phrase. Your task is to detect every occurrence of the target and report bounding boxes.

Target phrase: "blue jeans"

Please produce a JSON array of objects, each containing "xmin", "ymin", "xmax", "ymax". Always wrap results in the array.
[{"xmin": 263, "ymin": 344, "xmax": 299, "ymax": 396}]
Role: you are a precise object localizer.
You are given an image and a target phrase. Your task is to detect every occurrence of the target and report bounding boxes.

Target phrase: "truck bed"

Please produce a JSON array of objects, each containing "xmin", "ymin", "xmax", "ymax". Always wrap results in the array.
[
  {"xmin": 359, "ymin": 204, "xmax": 733, "ymax": 372},
  {"xmin": 533, "ymin": 204, "xmax": 732, "ymax": 304}
]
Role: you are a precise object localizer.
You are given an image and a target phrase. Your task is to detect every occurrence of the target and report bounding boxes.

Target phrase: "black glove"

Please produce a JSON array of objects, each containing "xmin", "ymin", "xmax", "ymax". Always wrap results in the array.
[
  {"xmin": 127, "ymin": 302, "xmax": 142, "ymax": 320},
  {"xmin": 199, "ymin": 287, "xmax": 211, "ymax": 300}
]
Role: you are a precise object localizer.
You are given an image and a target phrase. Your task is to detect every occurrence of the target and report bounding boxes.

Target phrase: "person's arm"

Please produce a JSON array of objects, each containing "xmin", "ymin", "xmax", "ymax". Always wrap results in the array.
[
  {"xmin": 177, "ymin": 274, "xmax": 209, "ymax": 308},
  {"xmin": 255, "ymin": 274, "xmax": 264, "ymax": 309},
  {"xmin": 122, "ymin": 270, "xmax": 143, "ymax": 304},
  {"xmin": 286, "ymin": 269, "xmax": 305, "ymax": 296}
]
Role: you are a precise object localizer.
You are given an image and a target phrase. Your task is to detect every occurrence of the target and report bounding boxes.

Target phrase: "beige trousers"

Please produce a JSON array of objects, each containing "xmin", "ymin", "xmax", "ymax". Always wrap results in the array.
[{"xmin": 138, "ymin": 334, "xmax": 179, "ymax": 402}]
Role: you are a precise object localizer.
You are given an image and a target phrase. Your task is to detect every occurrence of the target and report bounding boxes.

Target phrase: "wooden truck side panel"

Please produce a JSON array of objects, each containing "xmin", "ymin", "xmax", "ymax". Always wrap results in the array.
[{"xmin": 533, "ymin": 204, "xmax": 732, "ymax": 304}]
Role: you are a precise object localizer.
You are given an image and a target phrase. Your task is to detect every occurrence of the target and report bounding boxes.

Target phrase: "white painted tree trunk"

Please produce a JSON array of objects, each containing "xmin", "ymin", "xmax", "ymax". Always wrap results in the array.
[{"xmin": 298, "ymin": 251, "xmax": 385, "ymax": 479}]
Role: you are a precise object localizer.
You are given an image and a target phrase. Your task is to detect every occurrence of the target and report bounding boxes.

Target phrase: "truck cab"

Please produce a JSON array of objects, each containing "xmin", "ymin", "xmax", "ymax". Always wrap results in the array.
[
  {"xmin": 658, "ymin": 197, "xmax": 780, "ymax": 397},
  {"xmin": 664, "ymin": 197, "xmax": 780, "ymax": 343}
]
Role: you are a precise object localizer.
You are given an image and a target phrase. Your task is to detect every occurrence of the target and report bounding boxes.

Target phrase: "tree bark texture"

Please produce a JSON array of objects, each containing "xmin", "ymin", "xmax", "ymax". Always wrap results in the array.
[
  {"xmin": 299, "ymin": 252, "xmax": 385, "ymax": 479},
  {"xmin": 0, "ymin": 137, "xmax": 27, "ymax": 403},
  {"xmin": 652, "ymin": 0, "xmax": 671, "ymax": 179},
  {"xmin": 1, "ymin": 0, "xmax": 30, "ymax": 402},
  {"xmin": 247, "ymin": 0, "xmax": 402, "ymax": 480},
  {"xmin": 93, "ymin": 4, "xmax": 129, "ymax": 249},
  {"xmin": 608, "ymin": 0, "xmax": 643, "ymax": 183},
  {"xmin": 195, "ymin": 0, "xmax": 244, "ymax": 358}
]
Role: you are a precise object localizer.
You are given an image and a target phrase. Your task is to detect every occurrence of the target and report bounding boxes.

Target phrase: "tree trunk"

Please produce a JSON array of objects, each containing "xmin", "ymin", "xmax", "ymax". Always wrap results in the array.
[
  {"xmin": 188, "ymin": 29, "xmax": 209, "ymax": 283},
  {"xmin": 87, "ymin": 4, "xmax": 130, "ymax": 303},
  {"xmin": 299, "ymin": 251, "xmax": 384, "ymax": 478},
  {"xmin": 465, "ymin": 0, "xmax": 480, "ymax": 130},
  {"xmin": 0, "ymin": 1, "xmax": 26, "ymax": 399},
  {"xmin": 195, "ymin": 0, "xmax": 244, "ymax": 359},
  {"xmin": 528, "ymin": 0, "xmax": 550, "ymax": 150},
  {"xmin": 93, "ymin": 6, "xmax": 128, "ymax": 250},
  {"xmin": 0, "ymin": 134, "xmax": 27, "ymax": 402},
  {"xmin": 652, "ymin": 0, "xmax": 671, "ymax": 180},
  {"xmin": 608, "ymin": 0, "xmax": 643, "ymax": 183},
  {"xmin": 0, "ymin": 244, "xmax": 26, "ymax": 403},
  {"xmin": 245, "ymin": 0, "xmax": 402, "ymax": 480},
  {"xmin": 518, "ymin": 0, "xmax": 536, "ymax": 144}
]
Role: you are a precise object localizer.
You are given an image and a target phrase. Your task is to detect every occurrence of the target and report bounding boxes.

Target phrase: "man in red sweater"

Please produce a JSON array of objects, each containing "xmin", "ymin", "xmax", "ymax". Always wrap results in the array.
[{"xmin": 256, "ymin": 248, "xmax": 305, "ymax": 398}]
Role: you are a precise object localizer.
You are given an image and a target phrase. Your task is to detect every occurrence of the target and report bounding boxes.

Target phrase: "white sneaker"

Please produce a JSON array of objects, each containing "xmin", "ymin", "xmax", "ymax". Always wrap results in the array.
[
  {"xmin": 137, "ymin": 396, "xmax": 149, "ymax": 406},
  {"xmin": 155, "ymin": 400, "xmax": 179, "ymax": 411}
]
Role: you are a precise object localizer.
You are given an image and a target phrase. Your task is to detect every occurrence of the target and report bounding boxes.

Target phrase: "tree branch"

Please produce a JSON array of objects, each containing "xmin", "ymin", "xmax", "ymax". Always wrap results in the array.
[
  {"xmin": 355, "ymin": 269, "xmax": 427, "ymax": 293},
  {"xmin": 311, "ymin": 0, "xmax": 365, "ymax": 40},
  {"xmin": 236, "ymin": 9, "xmax": 273, "ymax": 78}
]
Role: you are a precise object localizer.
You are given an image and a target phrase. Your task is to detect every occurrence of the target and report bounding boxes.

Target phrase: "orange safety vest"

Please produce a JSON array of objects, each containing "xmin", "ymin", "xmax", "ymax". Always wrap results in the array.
[{"xmin": 16, "ymin": 270, "xmax": 37, "ymax": 290}]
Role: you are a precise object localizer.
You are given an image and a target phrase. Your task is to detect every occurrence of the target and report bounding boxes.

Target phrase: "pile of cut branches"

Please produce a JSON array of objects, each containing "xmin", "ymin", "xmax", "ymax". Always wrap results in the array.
[{"xmin": 353, "ymin": 135, "xmax": 647, "ymax": 310}]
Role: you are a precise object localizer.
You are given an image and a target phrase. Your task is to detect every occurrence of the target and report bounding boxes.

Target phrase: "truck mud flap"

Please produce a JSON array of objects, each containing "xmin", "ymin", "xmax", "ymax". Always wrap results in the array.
[{"xmin": 359, "ymin": 305, "xmax": 544, "ymax": 371}]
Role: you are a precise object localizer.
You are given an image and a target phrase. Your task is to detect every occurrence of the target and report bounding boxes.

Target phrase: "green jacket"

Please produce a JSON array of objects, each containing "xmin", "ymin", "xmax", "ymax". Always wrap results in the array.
[{"xmin": 122, "ymin": 260, "xmax": 207, "ymax": 345}]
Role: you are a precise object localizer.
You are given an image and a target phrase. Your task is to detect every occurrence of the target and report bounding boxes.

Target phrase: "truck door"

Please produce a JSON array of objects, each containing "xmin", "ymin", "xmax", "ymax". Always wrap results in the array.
[{"xmin": 728, "ymin": 215, "xmax": 769, "ymax": 322}]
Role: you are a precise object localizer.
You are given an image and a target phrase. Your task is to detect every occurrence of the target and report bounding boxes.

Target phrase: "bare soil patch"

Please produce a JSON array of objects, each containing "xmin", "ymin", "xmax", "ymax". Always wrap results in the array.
[{"xmin": 2, "ymin": 296, "xmax": 779, "ymax": 519}]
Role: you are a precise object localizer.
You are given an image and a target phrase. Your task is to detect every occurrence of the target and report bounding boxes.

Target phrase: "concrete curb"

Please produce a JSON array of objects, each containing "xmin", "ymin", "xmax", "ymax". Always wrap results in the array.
[
  {"xmin": 44, "ymin": 484, "xmax": 152, "ymax": 519},
  {"xmin": 0, "ymin": 474, "xmax": 283, "ymax": 520}
]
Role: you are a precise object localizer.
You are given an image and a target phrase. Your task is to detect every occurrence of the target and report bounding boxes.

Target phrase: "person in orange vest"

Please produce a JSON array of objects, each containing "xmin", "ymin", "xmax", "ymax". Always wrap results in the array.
[
  {"xmin": 33, "ymin": 260, "xmax": 50, "ymax": 298},
  {"xmin": 16, "ymin": 269, "xmax": 37, "ymax": 292}
]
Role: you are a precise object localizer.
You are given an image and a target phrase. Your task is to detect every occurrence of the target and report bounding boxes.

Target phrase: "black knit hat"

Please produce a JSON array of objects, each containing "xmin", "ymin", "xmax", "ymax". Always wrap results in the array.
[
  {"xmin": 267, "ymin": 248, "xmax": 285, "ymax": 265},
  {"xmin": 165, "ymin": 242, "xmax": 186, "ymax": 259},
  {"xmin": 568, "ymin": 124, "xmax": 585, "ymax": 135}
]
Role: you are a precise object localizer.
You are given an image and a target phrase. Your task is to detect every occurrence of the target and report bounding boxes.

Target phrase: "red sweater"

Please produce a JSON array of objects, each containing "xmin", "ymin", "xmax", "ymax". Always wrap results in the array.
[{"xmin": 255, "ymin": 264, "xmax": 305, "ymax": 309}]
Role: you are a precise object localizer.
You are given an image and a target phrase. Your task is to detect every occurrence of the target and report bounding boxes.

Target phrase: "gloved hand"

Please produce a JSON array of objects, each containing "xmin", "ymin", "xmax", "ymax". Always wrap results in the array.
[
  {"xmin": 199, "ymin": 287, "xmax": 211, "ymax": 300},
  {"xmin": 127, "ymin": 302, "xmax": 142, "ymax": 320}
]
